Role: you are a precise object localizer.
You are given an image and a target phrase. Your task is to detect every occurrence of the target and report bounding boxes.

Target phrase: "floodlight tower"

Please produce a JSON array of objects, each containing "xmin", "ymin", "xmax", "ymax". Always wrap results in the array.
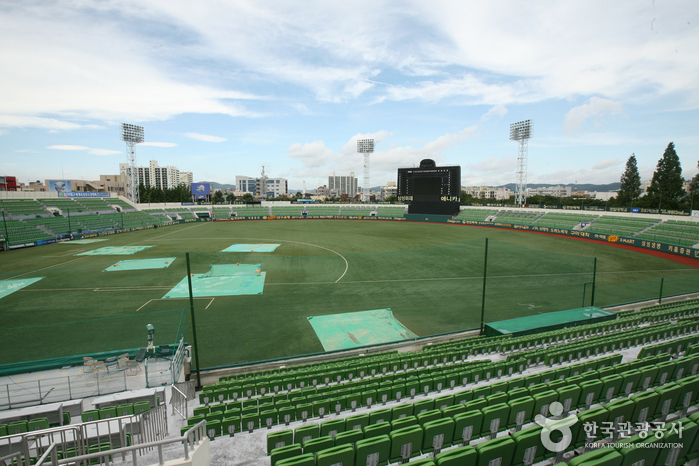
[
  {"xmin": 509, "ymin": 120, "xmax": 533, "ymax": 207},
  {"xmin": 121, "ymin": 123, "xmax": 144, "ymax": 204},
  {"xmin": 357, "ymin": 139, "xmax": 374, "ymax": 202}
]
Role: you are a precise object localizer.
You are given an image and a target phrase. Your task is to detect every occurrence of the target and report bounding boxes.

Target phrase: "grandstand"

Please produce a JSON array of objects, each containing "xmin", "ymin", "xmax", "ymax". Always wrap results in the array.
[
  {"xmin": 4, "ymin": 298, "xmax": 698, "ymax": 465},
  {"xmin": 492, "ymin": 210, "xmax": 544, "ymax": 225},
  {"xmin": 455, "ymin": 209, "xmax": 499, "ymax": 221},
  {"xmin": 585, "ymin": 216, "xmax": 659, "ymax": 237},
  {"xmin": 533, "ymin": 212, "xmax": 599, "ymax": 230}
]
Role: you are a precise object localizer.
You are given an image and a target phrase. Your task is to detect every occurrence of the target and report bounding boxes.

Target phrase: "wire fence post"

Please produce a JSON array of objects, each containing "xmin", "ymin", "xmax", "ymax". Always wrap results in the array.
[
  {"xmin": 186, "ymin": 252, "xmax": 202, "ymax": 389},
  {"xmin": 591, "ymin": 257, "xmax": 597, "ymax": 306},
  {"xmin": 659, "ymin": 277, "xmax": 665, "ymax": 304},
  {"xmin": 480, "ymin": 238, "xmax": 489, "ymax": 335}
]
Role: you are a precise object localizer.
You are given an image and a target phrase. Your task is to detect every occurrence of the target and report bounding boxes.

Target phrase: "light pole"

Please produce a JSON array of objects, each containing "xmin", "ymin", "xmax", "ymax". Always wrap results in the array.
[
  {"xmin": 510, "ymin": 120, "xmax": 533, "ymax": 207},
  {"xmin": 121, "ymin": 123, "xmax": 144, "ymax": 204}
]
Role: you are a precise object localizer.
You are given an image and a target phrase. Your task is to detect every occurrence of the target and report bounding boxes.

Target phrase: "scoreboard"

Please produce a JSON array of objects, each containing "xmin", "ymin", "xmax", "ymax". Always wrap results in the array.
[{"xmin": 397, "ymin": 159, "xmax": 461, "ymax": 215}]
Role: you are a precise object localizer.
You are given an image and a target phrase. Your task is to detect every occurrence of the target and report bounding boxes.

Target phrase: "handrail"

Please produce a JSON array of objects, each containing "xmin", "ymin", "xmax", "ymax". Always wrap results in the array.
[{"xmin": 34, "ymin": 420, "xmax": 207, "ymax": 466}]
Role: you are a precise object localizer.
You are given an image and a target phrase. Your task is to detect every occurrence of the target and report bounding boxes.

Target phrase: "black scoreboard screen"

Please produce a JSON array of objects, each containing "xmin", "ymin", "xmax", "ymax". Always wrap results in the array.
[
  {"xmin": 413, "ymin": 177, "xmax": 442, "ymax": 196},
  {"xmin": 397, "ymin": 159, "xmax": 461, "ymax": 215}
]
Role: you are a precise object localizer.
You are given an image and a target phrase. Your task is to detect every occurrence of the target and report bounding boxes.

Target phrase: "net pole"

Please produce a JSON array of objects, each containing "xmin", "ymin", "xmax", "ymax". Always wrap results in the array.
[
  {"xmin": 186, "ymin": 252, "xmax": 202, "ymax": 389},
  {"xmin": 2, "ymin": 211, "xmax": 9, "ymax": 247},
  {"xmin": 658, "ymin": 277, "xmax": 665, "ymax": 304},
  {"xmin": 479, "ymin": 238, "xmax": 489, "ymax": 335},
  {"xmin": 590, "ymin": 257, "xmax": 597, "ymax": 306}
]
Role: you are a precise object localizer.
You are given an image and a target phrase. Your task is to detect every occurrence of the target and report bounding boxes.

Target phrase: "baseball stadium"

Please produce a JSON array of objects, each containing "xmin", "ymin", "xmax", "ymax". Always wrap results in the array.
[{"xmin": 1, "ymin": 196, "xmax": 699, "ymax": 466}]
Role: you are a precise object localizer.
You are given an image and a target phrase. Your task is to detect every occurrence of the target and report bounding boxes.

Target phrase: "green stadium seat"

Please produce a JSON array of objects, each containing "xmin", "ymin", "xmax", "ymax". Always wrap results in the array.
[
  {"xmin": 27, "ymin": 418, "xmax": 49, "ymax": 432},
  {"xmin": 388, "ymin": 425, "xmax": 423, "ymax": 463},
  {"xmin": 575, "ymin": 407, "xmax": 609, "ymax": 447},
  {"xmin": 421, "ymin": 417, "xmax": 455, "ymax": 453},
  {"xmin": 134, "ymin": 401, "xmax": 151, "ymax": 414},
  {"xmin": 334, "ymin": 429, "xmax": 363, "ymax": 448},
  {"xmin": 435, "ymin": 445, "xmax": 477, "ymax": 466},
  {"xmin": 294, "ymin": 424, "xmax": 320, "ymax": 445},
  {"xmin": 511, "ymin": 425, "xmax": 545, "ymax": 466},
  {"xmin": 417, "ymin": 409, "xmax": 442, "ymax": 427},
  {"xmin": 363, "ymin": 422, "xmax": 391, "ymax": 439},
  {"xmin": 391, "ymin": 415, "xmax": 418, "ymax": 431},
  {"xmin": 276, "ymin": 453, "xmax": 316, "ymax": 466},
  {"xmin": 453, "ymin": 410, "xmax": 483, "ymax": 446},
  {"xmin": 319, "ymin": 418, "xmax": 345, "ymax": 439},
  {"xmin": 206, "ymin": 419, "xmax": 222, "ymax": 438},
  {"xmin": 316, "ymin": 444, "xmax": 354, "ymax": 466},
  {"xmin": 81, "ymin": 410, "xmax": 99, "ymax": 423},
  {"xmin": 567, "ymin": 449, "xmax": 622, "ymax": 466},
  {"xmin": 99, "ymin": 406, "xmax": 117, "ymax": 420},
  {"xmin": 507, "ymin": 396, "xmax": 535, "ymax": 429},
  {"xmin": 474, "ymin": 436, "xmax": 515, "ymax": 466},
  {"xmin": 369, "ymin": 408, "xmax": 391, "ymax": 425},
  {"xmin": 614, "ymin": 433, "xmax": 660, "ymax": 466},
  {"xmin": 117, "ymin": 403, "xmax": 135, "ymax": 416},
  {"xmin": 303, "ymin": 435, "xmax": 333, "ymax": 455},
  {"xmin": 346, "ymin": 413, "xmax": 369, "ymax": 431},
  {"xmin": 629, "ymin": 390, "xmax": 659, "ymax": 424},
  {"xmin": 267, "ymin": 430, "xmax": 294, "ymax": 454}
]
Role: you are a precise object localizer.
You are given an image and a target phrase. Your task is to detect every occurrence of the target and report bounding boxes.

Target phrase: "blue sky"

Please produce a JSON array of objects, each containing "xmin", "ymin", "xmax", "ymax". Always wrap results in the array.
[{"xmin": 1, "ymin": 1, "xmax": 698, "ymax": 191}]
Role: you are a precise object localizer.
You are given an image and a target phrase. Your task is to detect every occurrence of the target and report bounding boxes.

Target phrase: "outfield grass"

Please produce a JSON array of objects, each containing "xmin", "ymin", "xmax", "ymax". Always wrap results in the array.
[{"xmin": 1, "ymin": 219, "xmax": 697, "ymax": 368}]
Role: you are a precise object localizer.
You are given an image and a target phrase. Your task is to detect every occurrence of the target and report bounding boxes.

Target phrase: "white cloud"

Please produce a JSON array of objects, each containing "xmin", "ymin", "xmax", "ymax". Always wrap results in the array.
[
  {"xmin": 140, "ymin": 142, "xmax": 177, "ymax": 147},
  {"xmin": 0, "ymin": 115, "xmax": 103, "ymax": 130},
  {"xmin": 287, "ymin": 141, "xmax": 333, "ymax": 168},
  {"xmin": 287, "ymin": 127, "xmax": 476, "ymax": 186},
  {"xmin": 468, "ymin": 156, "xmax": 517, "ymax": 173},
  {"xmin": 47, "ymin": 145, "xmax": 120, "ymax": 156},
  {"xmin": 480, "ymin": 105, "xmax": 508, "ymax": 122},
  {"xmin": 184, "ymin": 133, "xmax": 227, "ymax": 143},
  {"xmin": 591, "ymin": 158, "xmax": 621, "ymax": 170},
  {"xmin": 47, "ymin": 145, "xmax": 90, "ymax": 151},
  {"xmin": 565, "ymin": 97, "xmax": 624, "ymax": 133}
]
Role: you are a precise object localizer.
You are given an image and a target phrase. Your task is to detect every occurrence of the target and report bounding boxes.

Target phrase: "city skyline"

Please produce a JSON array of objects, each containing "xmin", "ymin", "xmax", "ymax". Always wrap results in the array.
[{"xmin": 1, "ymin": 1, "xmax": 698, "ymax": 190}]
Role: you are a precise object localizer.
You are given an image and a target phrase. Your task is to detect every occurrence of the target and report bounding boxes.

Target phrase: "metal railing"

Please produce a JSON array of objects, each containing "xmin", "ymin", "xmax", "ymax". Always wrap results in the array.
[
  {"xmin": 144, "ymin": 338, "xmax": 187, "ymax": 388},
  {"xmin": 169, "ymin": 339, "xmax": 187, "ymax": 385},
  {"xmin": 33, "ymin": 420, "xmax": 207, "ymax": 466},
  {"xmin": 0, "ymin": 371, "xmax": 129, "ymax": 410},
  {"xmin": 0, "ymin": 404, "xmax": 168, "ymax": 465},
  {"xmin": 171, "ymin": 381, "xmax": 195, "ymax": 420}
]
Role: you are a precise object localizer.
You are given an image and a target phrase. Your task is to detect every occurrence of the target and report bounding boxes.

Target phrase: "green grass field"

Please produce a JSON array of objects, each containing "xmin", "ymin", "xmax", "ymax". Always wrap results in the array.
[{"xmin": 1, "ymin": 219, "xmax": 698, "ymax": 369}]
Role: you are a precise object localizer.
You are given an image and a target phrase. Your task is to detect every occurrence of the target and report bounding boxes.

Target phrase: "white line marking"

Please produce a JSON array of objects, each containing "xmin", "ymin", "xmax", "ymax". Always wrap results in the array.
[
  {"xmin": 155, "ymin": 234, "xmax": 351, "ymax": 283},
  {"xmin": 205, "ymin": 298, "xmax": 215, "ymax": 309},
  {"xmin": 136, "ymin": 299, "xmax": 153, "ymax": 312}
]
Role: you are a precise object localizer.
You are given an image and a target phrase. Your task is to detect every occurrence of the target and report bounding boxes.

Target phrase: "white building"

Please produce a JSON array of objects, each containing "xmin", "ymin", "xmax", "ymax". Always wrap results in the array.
[
  {"xmin": 118, "ymin": 160, "xmax": 191, "ymax": 190},
  {"xmin": 328, "ymin": 173, "xmax": 358, "ymax": 198},
  {"xmin": 525, "ymin": 185, "xmax": 572, "ymax": 197},
  {"xmin": 463, "ymin": 186, "xmax": 511, "ymax": 200},
  {"xmin": 381, "ymin": 181, "xmax": 397, "ymax": 200},
  {"xmin": 236, "ymin": 176, "xmax": 288, "ymax": 198}
]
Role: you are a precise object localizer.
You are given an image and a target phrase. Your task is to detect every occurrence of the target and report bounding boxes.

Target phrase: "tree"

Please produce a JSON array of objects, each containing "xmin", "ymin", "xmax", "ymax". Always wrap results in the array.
[
  {"xmin": 242, "ymin": 193, "xmax": 254, "ymax": 202},
  {"xmin": 225, "ymin": 192, "xmax": 236, "ymax": 204},
  {"xmin": 645, "ymin": 142, "xmax": 685, "ymax": 209},
  {"xmin": 685, "ymin": 161, "xmax": 699, "ymax": 211},
  {"xmin": 213, "ymin": 190, "xmax": 224, "ymax": 204},
  {"xmin": 617, "ymin": 154, "xmax": 641, "ymax": 207}
]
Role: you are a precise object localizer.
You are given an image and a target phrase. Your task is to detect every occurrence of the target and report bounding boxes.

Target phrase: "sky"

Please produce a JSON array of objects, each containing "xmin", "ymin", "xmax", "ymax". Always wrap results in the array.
[{"xmin": 1, "ymin": 0, "xmax": 698, "ymax": 191}]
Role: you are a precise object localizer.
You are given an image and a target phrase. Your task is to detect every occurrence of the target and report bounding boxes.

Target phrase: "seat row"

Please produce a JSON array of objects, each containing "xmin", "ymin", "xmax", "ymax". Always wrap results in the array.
[
  {"xmin": 265, "ymin": 377, "xmax": 699, "ymax": 466},
  {"xmin": 185, "ymin": 351, "xmax": 695, "ymax": 436},
  {"xmin": 80, "ymin": 401, "xmax": 151, "ymax": 422}
]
